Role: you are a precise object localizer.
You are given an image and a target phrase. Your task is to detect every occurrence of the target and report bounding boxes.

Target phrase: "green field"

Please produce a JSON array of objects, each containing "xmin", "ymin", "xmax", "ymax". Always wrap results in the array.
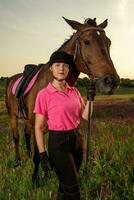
[{"xmin": 0, "ymin": 84, "xmax": 134, "ymax": 199}]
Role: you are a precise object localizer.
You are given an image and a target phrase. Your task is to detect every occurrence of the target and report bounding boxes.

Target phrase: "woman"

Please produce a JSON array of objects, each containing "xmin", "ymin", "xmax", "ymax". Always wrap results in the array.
[{"xmin": 34, "ymin": 51, "xmax": 94, "ymax": 200}]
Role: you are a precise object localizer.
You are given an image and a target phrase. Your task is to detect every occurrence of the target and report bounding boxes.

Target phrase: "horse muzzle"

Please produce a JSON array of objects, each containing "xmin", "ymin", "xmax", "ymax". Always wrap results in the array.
[{"xmin": 96, "ymin": 74, "xmax": 120, "ymax": 94}]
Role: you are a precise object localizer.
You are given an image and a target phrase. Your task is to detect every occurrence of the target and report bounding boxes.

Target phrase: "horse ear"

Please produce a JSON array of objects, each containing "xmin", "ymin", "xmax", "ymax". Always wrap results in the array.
[
  {"xmin": 98, "ymin": 19, "xmax": 108, "ymax": 29},
  {"xmin": 62, "ymin": 17, "xmax": 83, "ymax": 30}
]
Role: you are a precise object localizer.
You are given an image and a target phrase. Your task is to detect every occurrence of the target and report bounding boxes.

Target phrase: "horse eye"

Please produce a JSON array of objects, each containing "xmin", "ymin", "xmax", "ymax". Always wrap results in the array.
[{"xmin": 84, "ymin": 40, "xmax": 90, "ymax": 46}]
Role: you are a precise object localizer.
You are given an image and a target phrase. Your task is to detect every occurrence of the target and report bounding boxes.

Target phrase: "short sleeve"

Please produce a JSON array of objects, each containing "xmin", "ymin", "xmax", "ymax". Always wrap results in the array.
[{"xmin": 33, "ymin": 90, "xmax": 48, "ymax": 118}]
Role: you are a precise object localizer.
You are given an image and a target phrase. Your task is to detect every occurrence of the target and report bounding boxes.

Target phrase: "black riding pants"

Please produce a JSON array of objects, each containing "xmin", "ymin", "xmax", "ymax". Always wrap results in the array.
[{"xmin": 48, "ymin": 129, "xmax": 83, "ymax": 200}]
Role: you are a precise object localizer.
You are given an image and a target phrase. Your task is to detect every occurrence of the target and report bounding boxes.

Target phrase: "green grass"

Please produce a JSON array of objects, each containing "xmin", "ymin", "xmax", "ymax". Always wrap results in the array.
[
  {"xmin": 1, "ymin": 110, "xmax": 134, "ymax": 199},
  {"xmin": 77, "ymin": 86, "xmax": 134, "ymax": 100},
  {"xmin": 82, "ymin": 121, "xmax": 134, "ymax": 200},
  {"xmin": 114, "ymin": 86, "xmax": 134, "ymax": 94},
  {"xmin": 0, "ymin": 84, "xmax": 134, "ymax": 199}
]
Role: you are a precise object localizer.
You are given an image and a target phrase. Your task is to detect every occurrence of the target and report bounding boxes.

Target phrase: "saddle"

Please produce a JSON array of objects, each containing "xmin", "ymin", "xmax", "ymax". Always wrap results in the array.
[
  {"xmin": 15, "ymin": 64, "xmax": 44, "ymax": 97},
  {"xmin": 14, "ymin": 63, "xmax": 44, "ymax": 118}
]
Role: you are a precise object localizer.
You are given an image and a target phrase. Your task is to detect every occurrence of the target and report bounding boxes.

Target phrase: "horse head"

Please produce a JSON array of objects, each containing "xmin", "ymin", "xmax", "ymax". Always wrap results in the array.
[{"xmin": 62, "ymin": 17, "xmax": 120, "ymax": 94}]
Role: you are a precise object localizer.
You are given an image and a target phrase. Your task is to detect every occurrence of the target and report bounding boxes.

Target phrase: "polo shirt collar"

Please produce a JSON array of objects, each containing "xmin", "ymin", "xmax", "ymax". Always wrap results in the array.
[{"xmin": 47, "ymin": 82, "xmax": 71, "ymax": 93}]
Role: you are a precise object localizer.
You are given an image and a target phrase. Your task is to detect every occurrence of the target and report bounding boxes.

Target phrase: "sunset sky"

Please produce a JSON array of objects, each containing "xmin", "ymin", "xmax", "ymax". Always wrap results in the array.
[{"xmin": 0, "ymin": 0, "xmax": 134, "ymax": 78}]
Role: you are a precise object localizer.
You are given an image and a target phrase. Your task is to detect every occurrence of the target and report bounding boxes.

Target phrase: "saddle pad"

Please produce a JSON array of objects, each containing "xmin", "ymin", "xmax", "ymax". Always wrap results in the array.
[{"xmin": 12, "ymin": 69, "xmax": 41, "ymax": 96}]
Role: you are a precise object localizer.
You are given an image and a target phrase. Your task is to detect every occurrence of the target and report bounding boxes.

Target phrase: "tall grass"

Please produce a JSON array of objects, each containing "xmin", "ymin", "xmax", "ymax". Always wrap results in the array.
[
  {"xmin": 0, "ymin": 84, "xmax": 134, "ymax": 199},
  {"xmin": 1, "ymin": 104, "xmax": 134, "ymax": 199},
  {"xmin": 80, "ymin": 120, "xmax": 134, "ymax": 200}
]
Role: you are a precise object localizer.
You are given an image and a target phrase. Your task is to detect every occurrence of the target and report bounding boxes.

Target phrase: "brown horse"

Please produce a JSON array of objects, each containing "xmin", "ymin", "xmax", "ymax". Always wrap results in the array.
[{"xmin": 5, "ymin": 17, "xmax": 120, "ymax": 183}]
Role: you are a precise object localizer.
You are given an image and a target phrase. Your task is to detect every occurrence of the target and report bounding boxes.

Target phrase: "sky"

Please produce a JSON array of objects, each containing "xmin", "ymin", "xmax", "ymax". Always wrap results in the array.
[{"xmin": 0, "ymin": 0, "xmax": 134, "ymax": 79}]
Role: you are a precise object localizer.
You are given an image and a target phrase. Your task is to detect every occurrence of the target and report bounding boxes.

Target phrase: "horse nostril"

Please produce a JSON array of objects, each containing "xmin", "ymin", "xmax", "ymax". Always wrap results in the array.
[
  {"xmin": 97, "ymin": 75, "xmax": 120, "ymax": 94},
  {"xmin": 104, "ymin": 76, "xmax": 114, "ymax": 86}
]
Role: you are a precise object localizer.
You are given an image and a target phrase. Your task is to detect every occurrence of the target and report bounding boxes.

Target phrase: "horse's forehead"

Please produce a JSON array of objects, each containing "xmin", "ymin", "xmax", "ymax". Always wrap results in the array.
[
  {"xmin": 81, "ymin": 30, "xmax": 95, "ymax": 37},
  {"xmin": 78, "ymin": 27, "xmax": 105, "ymax": 38},
  {"xmin": 79, "ymin": 30, "xmax": 101, "ymax": 42}
]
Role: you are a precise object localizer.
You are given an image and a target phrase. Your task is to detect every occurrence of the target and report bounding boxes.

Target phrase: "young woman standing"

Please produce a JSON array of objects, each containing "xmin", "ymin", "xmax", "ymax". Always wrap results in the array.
[{"xmin": 34, "ymin": 51, "xmax": 92, "ymax": 200}]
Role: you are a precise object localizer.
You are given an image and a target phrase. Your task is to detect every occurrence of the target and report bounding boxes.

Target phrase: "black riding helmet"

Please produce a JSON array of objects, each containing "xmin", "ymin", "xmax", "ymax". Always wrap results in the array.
[{"xmin": 49, "ymin": 51, "xmax": 75, "ymax": 67}]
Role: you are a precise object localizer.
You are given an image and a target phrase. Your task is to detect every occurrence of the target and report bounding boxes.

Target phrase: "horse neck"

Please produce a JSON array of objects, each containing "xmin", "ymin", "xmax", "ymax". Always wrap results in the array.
[
  {"xmin": 59, "ymin": 33, "xmax": 76, "ymax": 54},
  {"xmin": 58, "ymin": 34, "xmax": 80, "ymax": 86},
  {"xmin": 37, "ymin": 34, "xmax": 80, "ymax": 87}
]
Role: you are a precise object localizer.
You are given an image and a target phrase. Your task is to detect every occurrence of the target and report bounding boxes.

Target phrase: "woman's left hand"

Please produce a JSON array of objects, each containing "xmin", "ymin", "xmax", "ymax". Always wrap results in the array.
[{"xmin": 39, "ymin": 151, "xmax": 52, "ymax": 176}]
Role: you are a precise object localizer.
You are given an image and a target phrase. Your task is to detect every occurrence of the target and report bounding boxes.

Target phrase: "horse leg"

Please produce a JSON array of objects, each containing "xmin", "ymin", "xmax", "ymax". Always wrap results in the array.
[
  {"xmin": 24, "ymin": 124, "xmax": 31, "ymax": 157},
  {"xmin": 9, "ymin": 115, "xmax": 21, "ymax": 167},
  {"xmin": 32, "ymin": 135, "xmax": 40, "ymax": 187}
]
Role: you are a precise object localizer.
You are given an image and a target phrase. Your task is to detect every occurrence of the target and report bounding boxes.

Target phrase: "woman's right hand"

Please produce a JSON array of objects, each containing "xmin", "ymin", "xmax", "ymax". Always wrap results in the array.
[{"xmin": 87, "ymin": 79, "xmax": 96, "ymax": 101}]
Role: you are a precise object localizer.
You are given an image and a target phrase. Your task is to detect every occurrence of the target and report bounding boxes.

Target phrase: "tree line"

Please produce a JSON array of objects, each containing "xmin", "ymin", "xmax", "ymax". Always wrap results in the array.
[
  {"xmin": 75, "ymin": 77, "xmax": 134, "ymax": 88},
  {"xmin": 0, "ymin": 76, "xmax": 134, "ymax": 88}
]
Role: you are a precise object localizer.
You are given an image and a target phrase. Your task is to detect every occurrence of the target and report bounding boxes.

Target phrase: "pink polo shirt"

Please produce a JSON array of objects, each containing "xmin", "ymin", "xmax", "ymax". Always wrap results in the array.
[{"xmin": 34, "ymin": 83, "xmax": 84, "ymax": 131}]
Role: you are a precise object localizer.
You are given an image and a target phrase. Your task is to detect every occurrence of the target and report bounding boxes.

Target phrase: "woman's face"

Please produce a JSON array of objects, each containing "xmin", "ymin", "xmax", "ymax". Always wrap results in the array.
[{"xmin": 50, "ymin": 62, "xmax": 69, "ymax": 81}]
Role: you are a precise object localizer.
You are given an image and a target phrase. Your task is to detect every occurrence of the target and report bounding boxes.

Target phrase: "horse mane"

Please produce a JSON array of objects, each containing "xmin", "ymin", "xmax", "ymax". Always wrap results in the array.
[
  {"xmin": 84, "ymin": 18, "xmax": 97, "ymax": 26},
  {"xmin": 58, "ymin": 35, "xmax": 74, "ymax": 51}
]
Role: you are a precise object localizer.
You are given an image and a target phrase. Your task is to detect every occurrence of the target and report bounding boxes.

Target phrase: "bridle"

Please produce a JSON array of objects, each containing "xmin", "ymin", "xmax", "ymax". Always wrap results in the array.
[
  {"xmin": 73, "ymin": 27, "xmax": 107, "ymax": 176},
  {"xmin": 73, "ymin": 26, "xmax": 106, "ymax": 78}
]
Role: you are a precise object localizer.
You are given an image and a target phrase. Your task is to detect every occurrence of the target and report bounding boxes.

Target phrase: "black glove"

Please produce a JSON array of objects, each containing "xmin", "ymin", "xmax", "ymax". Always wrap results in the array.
[
  {"xmin": 39, "ymin": 151, "xmax": 52, "ymax": 176},
  {"xmin": 87, "ymin": 79, "xmax": 96, "ymax": 101}
]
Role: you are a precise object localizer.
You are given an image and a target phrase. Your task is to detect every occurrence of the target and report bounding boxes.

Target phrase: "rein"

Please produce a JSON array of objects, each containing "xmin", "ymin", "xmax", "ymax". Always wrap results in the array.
[{"xmin": 73, "ymin": 27, "xmax": 101, "ymax": 176}]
